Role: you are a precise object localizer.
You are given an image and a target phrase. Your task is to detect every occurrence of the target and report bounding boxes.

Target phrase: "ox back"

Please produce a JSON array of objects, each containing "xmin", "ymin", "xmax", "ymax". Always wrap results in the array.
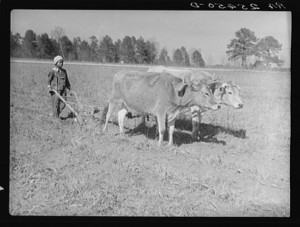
[{"xmin": 111, "ymin": 70, "xmax": 182, "ymax": 116}]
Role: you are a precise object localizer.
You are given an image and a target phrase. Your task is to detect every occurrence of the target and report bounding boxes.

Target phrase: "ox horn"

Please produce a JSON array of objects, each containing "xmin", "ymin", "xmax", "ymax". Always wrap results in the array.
[
  {"xmin": 182, "ymin": 73, "xmax": 192, "ymax": 84},
  {"xmin": 221, "ymin": 82, "xmax": 229, "ymax": 88},
  {"xmin": 231, "ymin": 81, "xmax": 241, "ymax": 90},
  {"xmin": 207, "ymin": 79, "xmax": 219, "ymax": 84}
]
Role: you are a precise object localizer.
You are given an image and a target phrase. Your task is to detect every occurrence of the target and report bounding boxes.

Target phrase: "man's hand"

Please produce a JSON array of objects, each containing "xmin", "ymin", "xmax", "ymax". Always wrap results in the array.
[
  {"xmin": 67, "ymin": 87, "xmax": 71, "ymax": 95},
  {"xmin": 47, "ymin": 85, "xmax": 52, "ymax": 93}
]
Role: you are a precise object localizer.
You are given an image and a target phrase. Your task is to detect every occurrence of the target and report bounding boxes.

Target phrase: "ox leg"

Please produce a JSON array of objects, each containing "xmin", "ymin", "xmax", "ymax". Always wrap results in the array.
[
  {"xmin": 118, "ymin": 107, "xmax": 128, "ymax": 135},
  {"xmin": 168, "ymin": 119, "xmax": 176, "ymax": 146},
  {"xmin": 102, "ymin": 102, "xmax": 117, "ymax": 132},
  {"xmin": 191, "ymin": 106, "xmax": 201, "ymax": 140},
  {"xmin": 157, "ymin": 115, "xmax": 166, "ymax": 146},
  {"xmin": 141, "ymin": 116, "xmax": 146, "ymax": 125}
]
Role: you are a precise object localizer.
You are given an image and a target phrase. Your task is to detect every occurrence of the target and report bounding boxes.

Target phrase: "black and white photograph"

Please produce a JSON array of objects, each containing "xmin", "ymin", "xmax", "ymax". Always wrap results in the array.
[{"xmin": 9, "ymin": 3, "xmax": 291, "ymax": 217}]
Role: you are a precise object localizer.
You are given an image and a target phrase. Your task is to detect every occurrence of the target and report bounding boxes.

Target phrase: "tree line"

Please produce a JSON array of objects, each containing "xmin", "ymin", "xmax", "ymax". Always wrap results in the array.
[
  {"xmin": 10, "ymin": 27, "xmax": 206, "ymax": 67},
  {"xmin": 226, "ymin": 28, "xmax": 284, "ymax": 69},
  {"xmin": 10, "ymin": 26, "xmax": 284, "ymax": 69}
]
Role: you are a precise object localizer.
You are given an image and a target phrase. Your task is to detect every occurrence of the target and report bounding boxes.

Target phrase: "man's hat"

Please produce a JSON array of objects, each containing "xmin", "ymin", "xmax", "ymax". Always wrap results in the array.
[{"xmin": 54, "ymin": 55, "xmax": 63, "ymax": 65}]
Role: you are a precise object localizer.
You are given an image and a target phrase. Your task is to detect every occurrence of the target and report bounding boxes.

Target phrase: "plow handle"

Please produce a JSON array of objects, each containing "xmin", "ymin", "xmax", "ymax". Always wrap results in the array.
[{"xmin": 50, "ymin": 89, "xmax": 79, "ymax": 117}]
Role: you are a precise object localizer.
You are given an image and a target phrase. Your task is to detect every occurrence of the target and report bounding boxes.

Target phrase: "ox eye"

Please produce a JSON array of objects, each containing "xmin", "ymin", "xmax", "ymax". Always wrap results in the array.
[
  {"xmin": 204, "ymin": 92, "xmax": 209, "ymax": 96},
  {"xmin": 228, "ymin": 92, "xmax": 232, "ymax": 95}
]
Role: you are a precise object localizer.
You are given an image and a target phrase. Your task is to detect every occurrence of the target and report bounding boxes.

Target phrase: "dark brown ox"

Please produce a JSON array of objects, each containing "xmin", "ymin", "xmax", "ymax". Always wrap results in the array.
[{"xmin": 101, "ymin": 70, "xmax": 220, "ymax": 146}]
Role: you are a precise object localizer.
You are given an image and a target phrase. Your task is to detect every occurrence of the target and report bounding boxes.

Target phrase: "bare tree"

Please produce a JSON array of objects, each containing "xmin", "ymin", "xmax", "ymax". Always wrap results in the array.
[
  {"xmin": 51, "ymin": 26, "xmax": 66, "ymax": 58},
  {"xmin": 207, "ymin": 54, "xmax": 214, "ymax": 66}
]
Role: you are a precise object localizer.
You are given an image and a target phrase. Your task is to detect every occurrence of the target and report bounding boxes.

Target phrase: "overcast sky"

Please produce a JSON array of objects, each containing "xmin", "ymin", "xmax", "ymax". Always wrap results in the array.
[{"xmin": 11, "ymin": 10, "xmax": 291, "ymax": 67}]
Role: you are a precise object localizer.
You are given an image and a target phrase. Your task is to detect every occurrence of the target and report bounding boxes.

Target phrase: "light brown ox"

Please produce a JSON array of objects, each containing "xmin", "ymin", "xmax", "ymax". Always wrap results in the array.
[{"xmin": 100, "ymin": 70, "xmax": 221, "ymax": 146}]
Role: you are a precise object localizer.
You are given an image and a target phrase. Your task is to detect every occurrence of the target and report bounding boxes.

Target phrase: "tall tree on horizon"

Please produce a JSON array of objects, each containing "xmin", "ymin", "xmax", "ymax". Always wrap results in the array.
[
  {"xmin": 99, "ymin": 35, "xmax": 116, "ymax": 63},
  {"xmin": 180, "ymin": 46, "xmax": 190, "ymax": 66},
  {"xmin": 78, "ymin": 40, "xmax": 91, "ymax": 61},
  {"xmin": 120, "ymin": 36, "xmax": 135, "ymax": 63},
  {"xmin": 10, "ymin": 32, "xmax": 22, "ymax": 57},
  {"xmin": 226, "ymin": 28, "xmax": 258, "ymax": 68},
  {"xmin": 89, "ymin": 35, "xmax": 99, "ymax": 62},
  {"xmin": 22, "ymin": 30, "xmax": 38, "ymax": 58},
  {"xmin": 191, "ymin": 50, "xmax": 205, "ymax": 67},
  {"xmin": 158, "ymin": 48, "xmax": 170, "ymax": 65},
  {"xmin": 254, "ymin": 36, "xmax": 284, "ymax": 68},
  {"xmin": 135, "ymin": 37, "xmax": 147, "ymax": 64},
  {"xmin": 60, "ymin": 35, "xmax": 75, "ymax": 60},
  {"xmin": 145, "ymin": 40, "xmax": 157, "ymax": 64},
  {"xmin": 72, "ymin": 37, "xmax": 82, "ymax": 60},
  {"xmin": 173, "ymin": 48, "xmax": 184, "ymax": 66},
  {"xmin": 36, "ymin": 33, "xmax": 56, "ymax": 59},
  {"xmin": 51, "ymin": 26, "xmax": 66, "ymax": 58},
  {"xmin": 114, "ymin": 39, "xmax": 122, "ymax": 63}
]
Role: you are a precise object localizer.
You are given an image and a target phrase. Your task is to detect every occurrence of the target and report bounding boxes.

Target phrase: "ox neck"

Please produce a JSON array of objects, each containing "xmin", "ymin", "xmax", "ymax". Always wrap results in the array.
[{"xmin": 176, "ymin": 87, "xmax": 195, "ymax": 107}]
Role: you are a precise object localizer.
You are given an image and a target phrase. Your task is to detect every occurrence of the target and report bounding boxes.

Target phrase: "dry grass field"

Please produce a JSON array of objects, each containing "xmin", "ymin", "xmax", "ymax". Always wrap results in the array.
[{"xmin": 10, "ymin": 60, "xmax": 290, "ymax": 216}]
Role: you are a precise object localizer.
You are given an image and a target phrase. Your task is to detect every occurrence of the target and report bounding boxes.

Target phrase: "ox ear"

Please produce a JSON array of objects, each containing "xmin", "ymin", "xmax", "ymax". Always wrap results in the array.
[
  {"xmin": 207, "ymin": 80, "xmax": 219, "ymax": 93},
  {"xmin": 221, "ymin": 82, "xmax": 230, "ymax": 92},
  {"xmin": 175, "ymin": 82, "xmax": 189, "ymax": 97},
  {"xmin": 219, "ymin": 86, "xmax": 224, "ymax": 93},
  {"xmin": 221, "ymin": 82, "xmax": 229, "ymax": 88},
  {"xmin": 235, "ymin": 85, "xmax": 241, "ymax": 91},
  {"xmin": 207, "ymin": 79, "xmax": 219, "ymax": 85}
]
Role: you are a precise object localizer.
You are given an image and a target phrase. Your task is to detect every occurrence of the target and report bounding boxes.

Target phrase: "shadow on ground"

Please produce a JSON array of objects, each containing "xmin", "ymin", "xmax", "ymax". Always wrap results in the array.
[
  {"xmin": 175, "ymin": 118, "xmax": 247, "ymax": 146},
  {"xmin": 60, "ymin": 111, "xmax": 76, "ymax": 120},
  {"xmin": 125, "ymin": 117, "xmax": 247, "ymax": 147}
]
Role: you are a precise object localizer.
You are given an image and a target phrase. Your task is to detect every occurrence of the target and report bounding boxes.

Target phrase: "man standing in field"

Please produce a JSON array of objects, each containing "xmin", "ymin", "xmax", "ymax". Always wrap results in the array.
[{"xmin": 47, "ymin": 55, "xmax": 71, "ymax": 119}]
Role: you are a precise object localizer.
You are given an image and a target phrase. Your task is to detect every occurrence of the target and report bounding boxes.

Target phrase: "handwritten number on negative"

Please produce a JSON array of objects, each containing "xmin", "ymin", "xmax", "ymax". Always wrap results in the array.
[{"xmin": 190, "ymin": 2, "xmax": 286, "ymax": 10}]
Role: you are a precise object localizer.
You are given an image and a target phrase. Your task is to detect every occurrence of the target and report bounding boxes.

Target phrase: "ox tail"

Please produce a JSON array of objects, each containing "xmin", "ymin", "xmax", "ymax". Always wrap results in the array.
[{"xmin": 99, "ymin": 103, "xmax": 109, "ymax": 127}]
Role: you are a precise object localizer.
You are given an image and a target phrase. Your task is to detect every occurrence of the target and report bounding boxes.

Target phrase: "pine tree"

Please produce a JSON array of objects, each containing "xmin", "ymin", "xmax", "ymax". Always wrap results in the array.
[
  {"xmin": 173, "ymin": 49, "xmax": 184, "ymax": 66},
  {"xmin": 89, "ymin": 36, "xmax": 99, "ymax": 62},
  {"xmin": 99, "ymin": 35, "xmax": 116, "ymax": 63},
  {"xmin": 121, "ymin": 36, "xmax": 135, "ymax": 63},
  {"xmin": 145, "ymin": 40, "xmax": 157, "ymax": 64},
  {"xmin": 180, "ymin": 46, "xmax": 190, "ymax": 66},
  {"xmin": 10, "ymin": 32, "xmax": 22, "ymax": 57},
  {"xmin": 36, "ymin": 33, "xmax": 55, "ymax": 59},
  {"xmin": 192, "ymin": 50, "xmax": 205, "ymax": 67},
  {"xmin": 22, "ymin": 30, "xmax": 37, "ymax": 58},
  {"xmin": 158, "ymin": 48, "xmax": 169, "ymax": 65},
  {"xmin": 136, "ymin": 37, "xmax": 147, "ymax": 64}
]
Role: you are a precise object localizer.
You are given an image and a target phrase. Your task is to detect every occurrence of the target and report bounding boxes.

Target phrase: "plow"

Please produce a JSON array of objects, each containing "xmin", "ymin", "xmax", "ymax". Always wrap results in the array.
[{"xmin": 50, "ymin": 89, "xmax": 101, "ymax": 129}]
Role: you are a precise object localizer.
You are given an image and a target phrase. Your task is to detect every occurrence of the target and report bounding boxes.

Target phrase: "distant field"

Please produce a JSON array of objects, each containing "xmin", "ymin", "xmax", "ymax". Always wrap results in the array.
[{"xmin": 10, "ymin": 61, "xmax": 290, "ymax": 216}]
